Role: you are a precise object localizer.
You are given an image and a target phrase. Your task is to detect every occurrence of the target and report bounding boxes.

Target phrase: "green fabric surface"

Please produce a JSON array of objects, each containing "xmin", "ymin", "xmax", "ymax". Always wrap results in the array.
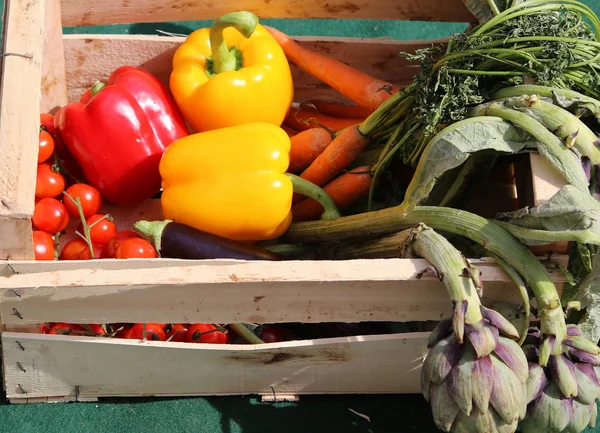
[{"xmin": 2, "ymin": 1, "xmax": 600, "ymax": 432}]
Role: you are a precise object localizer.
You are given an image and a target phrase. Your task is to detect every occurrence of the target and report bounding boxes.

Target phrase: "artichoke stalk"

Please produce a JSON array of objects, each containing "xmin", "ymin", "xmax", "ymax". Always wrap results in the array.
[
  {"xmin": 284, "ymin": 206, "xmax": 600, "ymax": 432},
  {"xmin": 406, "ymin": 224, "xmax": 528, "ymax": 433}
]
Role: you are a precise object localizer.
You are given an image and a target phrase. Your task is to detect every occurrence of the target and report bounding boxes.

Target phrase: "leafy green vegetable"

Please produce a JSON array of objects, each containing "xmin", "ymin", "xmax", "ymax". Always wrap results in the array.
[
  {"xmin": 398, "ymin": 116, "xmax": 538, "ymax": 213},
  {"xmin": 494, "ymin": 185, "xmax": 600, "ymax": 245},
  {"xmin": 461, "ymin": 0, "xmax": 511, "ymax": 22}
]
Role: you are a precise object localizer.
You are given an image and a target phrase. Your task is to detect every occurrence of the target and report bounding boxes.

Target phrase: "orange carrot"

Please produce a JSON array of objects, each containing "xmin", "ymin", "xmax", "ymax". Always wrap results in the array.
[
  {"xmin": 266, "ymin": 26, "xmax": 400, "ymax": 111},
  {"xmin": 309, "ymin": 100, "xmax": 375, "ymax": 119},
  {"xmin": 292, "ymin": 124, "xmax": 370, "ymax": 203},
  {"xmin": 292, "ymin": 166, "xmax": 373, "ymax": 222},
  {"xmin": 284, "ymin": 106, "xmax": 363, "ymax": 133},
  {"xmin": 288, "ymin": 128, "xmax": 334, "ymax": 174}
]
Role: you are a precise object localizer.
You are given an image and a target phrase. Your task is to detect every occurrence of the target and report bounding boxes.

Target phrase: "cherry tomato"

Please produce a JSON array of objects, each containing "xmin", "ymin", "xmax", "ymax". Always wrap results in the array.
[
  {"xmin": 32, "ymin": 198, "xmax": 69, "ymax": 235},
  {"xmin": 77, "ymin": 214, "xmax": 117, "ymax": 246},
  {"xmin": 59, "ymin": 238, "xmax": 89, "ymax": 260},
  {"xmin": 121, "ymin": 323, "xmax": 166, "ymax": 341},
  {"xmin": 39, "ymin": 323, "xmax": 50, "ymax": 334},
  {"xmin": 259, "ymin": 326, "xmax": 287, "ymax": 343},
  {"xmin": 38, "ymin": 130, "xmax": 55, "ymax": 164},
  {"xmin": 48, "ymin": 323, "xmax": 85, "ymax": 335},
  {"xmin": 186, "ymin": 324, "xmax": 228, "ymax": 344},
  {"xmin": 78, "ymin": 243, "xmax": 108, "ymax": 260},
  {"xmin": 33, "ymin": 230, "xmax": 55, "ymax": 261},
  {"xmin": 63, "ymin": 183, "xmax": 102, "ymax": 218},
  {"xmin": 35, "ymin": 163, "xmax": 66, "ymax": 200},
  {"xmin": 164, "ymin": 324, "xmax": 188, "ymax": 342},
  {"xmin": 84, "ymin": 324, "xmax": 106, "ymax": 336},
  {"xmin": 115, "ymin": 238, "xmax": 157, "ymax": 259},
  {"xmin": 40, "ymin": 113, "xmax": 59, "ymax": 139},
  {"xmin": 105, "ymin": 230, "xmax": 142, "ymax": 258}
]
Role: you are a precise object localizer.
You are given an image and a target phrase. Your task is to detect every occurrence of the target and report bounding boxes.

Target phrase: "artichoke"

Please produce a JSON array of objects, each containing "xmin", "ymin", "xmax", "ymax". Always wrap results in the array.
[
  {"xmin": 519, "ymin": 324, "xmax": 600, "ymax": 433},
  {"xmin": 406, "ymin": 224, "xmax": 528, "ymax": 433}
]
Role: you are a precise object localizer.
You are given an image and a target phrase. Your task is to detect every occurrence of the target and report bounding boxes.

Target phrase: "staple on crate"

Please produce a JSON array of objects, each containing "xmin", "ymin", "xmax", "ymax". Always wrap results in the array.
[
  {"xmin": 16, "ymin": 362, "xmax": 26, "ymax": 373},
  {"xmin": 0, "ymin": 52, "xmax": 32, "ymax": 60}
]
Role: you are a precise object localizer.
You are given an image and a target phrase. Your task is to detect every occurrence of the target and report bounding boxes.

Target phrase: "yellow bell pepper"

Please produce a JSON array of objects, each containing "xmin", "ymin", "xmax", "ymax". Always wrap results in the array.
[
  {"xmin": 159, "ymin": 122, "xmax": 340, "ymax": 241},
  {"xmin": 169, "ymin": 11, "xmax": 294, "ymax": 133}
]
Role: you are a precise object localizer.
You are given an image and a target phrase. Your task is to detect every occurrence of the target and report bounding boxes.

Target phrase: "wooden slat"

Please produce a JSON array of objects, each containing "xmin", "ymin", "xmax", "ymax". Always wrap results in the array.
[
  {"xmin": 41, "ymin": 0, "xmax": 69, "ymax": 113},
  {"xmin": 60, "ymin": 0, "xmax": 475, "ymax": 28},
  {"xmin": 0, "ymin": 256, "xmax": 568, "ymax": 326},
  {"xmin": 0, "ymin": 0, "xmax": 46, "ymax": 260},
  {"xmin": 61, "ymin": 34, "xmax": 443, "ymax": 104},
  {"xmin": 2, "ymin": 331, "xmax": 430, "ymax": 399}
]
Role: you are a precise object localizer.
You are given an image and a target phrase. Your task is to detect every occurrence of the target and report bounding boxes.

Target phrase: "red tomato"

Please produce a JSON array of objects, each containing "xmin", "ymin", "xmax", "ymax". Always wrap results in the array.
[
  {"xmin": 40, "ymin": 113, "xmax": 59, "ymax": 139},
  {"xmin": 38, "ymin": 130, "xmax": 55, "ymax": 164},
  {"xmin": 39, "ymin": 323, "xmax": 50, "ymax": 334},
  {"xmin": 63, "ymin": 184, "xmax": 102, "ymax": 218},
  {"xmin": 48, "ymin": 323, "xmax": 85, "ymax": 335},
  {"xmin": 186, "ymin": 324, "xmax": 229, "ymax": 344},
  {"xmin": 121, "ymin": 323, "xmax": 166, "ymax": 341},
  {"xmin": 84, "ymin": 324, "xmax": 106, "ymax": 335},
  {"xmin": 164, "ymin": 324, "xmax": 188, "ymax": 342},
  {"xmin": 32, "ymin": 198, "xmax": 69, "ymax": 235},
  {"xmin": 59, "ymin": 238, "xmax": 88, "ymax": 260},
  {"xmin": 115, "ymin": 238, "xmax": 157, "ymax": 259},
  {"xmin": 78, "ymin": 243, "xmax": 108, "ymax": 260},
  {"xmin": 35, "ymin": 163, "xmax": 66, "ymax": 199},
  {"xmin": 260, "ymin": 326, "xmax": 287, "ymax": 343},
  {"xmin": 78, "ymin": 214, "xmax": 117, "ymax": 246},
  {"xmin": 33, "ymin": 230, "xmax": 55, "ymax": 261},
  {"xmin": 105, "ymin": 230, "xmax": 142, "ymax": 258}
]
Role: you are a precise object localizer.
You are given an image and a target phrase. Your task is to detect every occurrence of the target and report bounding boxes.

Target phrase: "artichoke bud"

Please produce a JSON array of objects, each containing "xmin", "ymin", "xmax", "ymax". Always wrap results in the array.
[
  {"xmin": 564, "ymin": 336, "xmax": 600, "ymax": 356},
  {"xmin": 480, "ymin": 305, "xmax": 520, "ymax": 339},
  {"xmin": 548, "ymin": 355, "xmax": 578, "ymax": 398},
  {"xmin": 428, "ymin": 319, "xmax": 453, "ymax": 348}
]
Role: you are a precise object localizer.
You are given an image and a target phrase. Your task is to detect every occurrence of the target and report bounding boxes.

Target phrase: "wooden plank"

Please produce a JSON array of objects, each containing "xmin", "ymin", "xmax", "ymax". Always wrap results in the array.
[
  {"xmin": 0, "ymin": 0, "xmax": 45, "ymax": 259},
  {"xmin": 62, "ymin": 34, "xmax": 442, "ymax": 104},
  {"xmin": 2, "ymin": 331, "xmax": 430, "ymax": 399},
  {"xmin": 0, "ymin": 218, "xmax": 35, "ymax": 260},
  {"xmin": 0, "ymin": 256, "xmax": 568, "ymax": 326},
  {"xmin": 60, "ymin": 0, "xmax": 475, "ymax": 28},
  {"xmin": 41, "ymin": 0, "xmax": 69, "ymax": 113}
]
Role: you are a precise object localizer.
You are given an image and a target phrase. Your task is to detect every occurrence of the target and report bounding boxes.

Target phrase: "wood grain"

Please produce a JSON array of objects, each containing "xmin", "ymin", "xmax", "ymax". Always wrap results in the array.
[
  {"xmin": 41, "ymin": 0, "xmax": 69, "ymax": 113},
  {"xmin": 0, "ymin": 256, "xmax": 568, "ymax": 326},
  {"xmin": 62, "ymin": 34, "xmax": 445, "ymax": 104},
  {"xmin": 60, "ymin": 0, "xmax": 475, "ymax": 27},
  {"xmin": 0, "ymin": 0, "xmax": 46, "ymax": 259},
  {"xmin": 2, "ymin": 331, "xmax": 430, "ymax": 399}
]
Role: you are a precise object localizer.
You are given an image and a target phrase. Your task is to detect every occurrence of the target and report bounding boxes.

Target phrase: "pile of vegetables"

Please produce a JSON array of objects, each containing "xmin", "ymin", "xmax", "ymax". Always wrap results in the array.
[{"xmin": 31, "ymin": 1, "xmax": 600, "ymax": 431}]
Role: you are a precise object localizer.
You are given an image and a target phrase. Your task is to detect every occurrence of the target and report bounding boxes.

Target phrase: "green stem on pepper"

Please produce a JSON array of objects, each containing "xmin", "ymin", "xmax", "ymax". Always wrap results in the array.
[
  {"xmin": 287, "ymin": 173, "xmax": 342, "ymax": 220},
  {"xmin": 208, "ymin": 11, "xmax": 259, "ymax": 75}
]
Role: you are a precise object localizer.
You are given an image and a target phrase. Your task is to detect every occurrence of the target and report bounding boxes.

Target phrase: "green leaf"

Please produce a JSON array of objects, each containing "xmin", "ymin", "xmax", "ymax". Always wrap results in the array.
[
  {"xmin": 398, "ymin": 116, "xmax": 538, "ymax": 213},
  {"xmin": 573, "ymin": 252, "xmax": 600, "ymax": 343},
  {"xmin": 494, "ymin": 185, "xmax": 600, "ymax": 245}
]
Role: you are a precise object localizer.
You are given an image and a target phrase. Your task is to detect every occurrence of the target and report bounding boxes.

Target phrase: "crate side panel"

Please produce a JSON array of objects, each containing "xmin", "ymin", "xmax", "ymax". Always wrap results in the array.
[
  {"xmin": 0, "ymin": 0, "xmax": 45, "ymax": 235},
  {"xmin": 60, "ymin": 0, "xmax": 475, "ymax": 28},
  {"xmin": 62, "ymin": 35, "xmax": 442, "ymax": 104},
  {"xmin": 41, "ymin": 0, "xmax": 69, "ymax": 113},
  {"xmin": 0, "ymin": 257, "xmax": 555, "ymax": 325},
  {"xmin": 3, "ymin": 332, "xmax": 429, "ymax": 399}
]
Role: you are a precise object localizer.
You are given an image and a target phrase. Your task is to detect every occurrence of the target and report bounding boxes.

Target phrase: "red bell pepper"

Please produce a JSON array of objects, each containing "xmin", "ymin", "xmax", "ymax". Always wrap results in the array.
[{"xmin": 55, "ymin": 66, "xmax": 189, "ymax": 205}]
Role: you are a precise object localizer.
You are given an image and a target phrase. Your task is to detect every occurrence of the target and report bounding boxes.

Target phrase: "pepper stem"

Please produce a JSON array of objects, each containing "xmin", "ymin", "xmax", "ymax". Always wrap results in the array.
[
  {"xmin": 90, "ymin": 82, "xmax": 105, "ymax": 97},
  {"xmin": 287, "ymin": 173, "xmax": 341, "ymax": 220},
  {"xmin": 209, "ymin": 11, "xmax": 259, "ymax": 74}
]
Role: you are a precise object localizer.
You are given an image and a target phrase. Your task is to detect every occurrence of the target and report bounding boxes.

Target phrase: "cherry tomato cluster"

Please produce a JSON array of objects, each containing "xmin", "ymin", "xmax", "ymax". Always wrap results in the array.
[
  {"xmin": 40, "ymin": 322, "xmax": 233, "ymax": 344},
  {"xmin": 33, "ymin": 113, "xmax": 157, "ymax": 261}
]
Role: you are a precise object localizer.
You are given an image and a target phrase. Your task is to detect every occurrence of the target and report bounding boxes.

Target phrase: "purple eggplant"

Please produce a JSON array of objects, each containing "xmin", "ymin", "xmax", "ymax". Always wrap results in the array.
[{"xmin": 133, "ymin": 220, "xmax": 283, "ymax": 261}]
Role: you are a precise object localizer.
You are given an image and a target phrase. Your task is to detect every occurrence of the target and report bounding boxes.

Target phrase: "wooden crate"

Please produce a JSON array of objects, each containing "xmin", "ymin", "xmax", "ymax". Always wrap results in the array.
[{"xmin": 0, "ymin": 0, "xmax": 570, "ymax": 403}]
